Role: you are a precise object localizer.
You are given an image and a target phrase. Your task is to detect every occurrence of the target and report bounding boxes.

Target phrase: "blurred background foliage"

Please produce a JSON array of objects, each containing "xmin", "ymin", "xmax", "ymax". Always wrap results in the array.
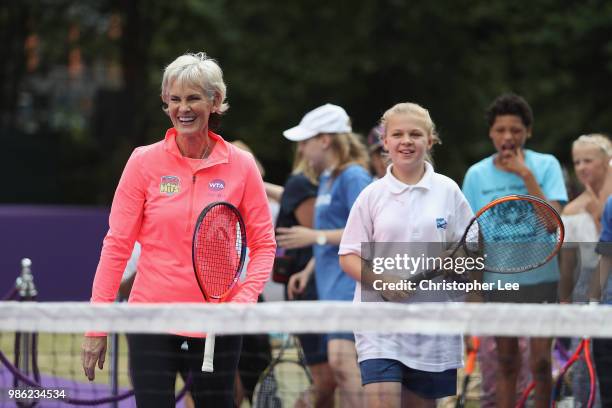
[{"xmin": 1, "ymin": 0, "xmax": 611, "ymax": 204}]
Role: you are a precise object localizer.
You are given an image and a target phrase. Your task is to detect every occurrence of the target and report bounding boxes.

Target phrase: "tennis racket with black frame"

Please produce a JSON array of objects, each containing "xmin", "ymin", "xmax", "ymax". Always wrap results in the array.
[
  {"xmin": 252, "ymin": 335, "xmax": 313, "ymax": 408},
  {"xmin": 407, "ymin": 194, "xmax": 565, "ymax": 284},
  {"xmin": 192, "ymin": 201, "xmax": 246, "ymax": 372}
]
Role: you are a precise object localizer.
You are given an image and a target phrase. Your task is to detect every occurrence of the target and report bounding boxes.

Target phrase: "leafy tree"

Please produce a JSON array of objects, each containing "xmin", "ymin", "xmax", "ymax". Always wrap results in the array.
[{"xmin": 1, "ymin": 0, "xmax": 610, "ymax": 203}]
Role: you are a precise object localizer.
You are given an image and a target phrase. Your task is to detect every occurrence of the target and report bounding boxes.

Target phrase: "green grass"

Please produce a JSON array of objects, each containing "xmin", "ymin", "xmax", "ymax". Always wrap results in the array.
[{"xmin": 2, "ymin": 332, "xmax": 485, "ymax": 407}]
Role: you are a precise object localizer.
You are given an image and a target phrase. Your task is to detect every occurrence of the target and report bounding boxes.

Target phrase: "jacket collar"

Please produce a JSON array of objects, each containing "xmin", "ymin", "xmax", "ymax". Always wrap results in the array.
[{"xmin": 163, "ymin": 128, "xmax": 230, "ymax": 169}]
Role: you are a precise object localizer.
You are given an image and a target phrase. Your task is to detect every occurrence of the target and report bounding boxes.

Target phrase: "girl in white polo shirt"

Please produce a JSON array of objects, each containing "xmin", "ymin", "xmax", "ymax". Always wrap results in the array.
[{"xmin": 339, "ymin": 102, "xmax": 473, "ymax": 407}]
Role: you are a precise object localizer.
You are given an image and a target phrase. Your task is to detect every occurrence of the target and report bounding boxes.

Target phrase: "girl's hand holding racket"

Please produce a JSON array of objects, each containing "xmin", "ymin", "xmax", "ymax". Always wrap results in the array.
[
  {"xmin": 437, "ymin": 246, "xmax": 480, "ymax": 281},
  {"xmin": 379, "ymin": 274, "xmax": 414, "ymax": 302},
  {"xmin": 192, "ymin": 202, "xmax": 246, "ymax": 372}
]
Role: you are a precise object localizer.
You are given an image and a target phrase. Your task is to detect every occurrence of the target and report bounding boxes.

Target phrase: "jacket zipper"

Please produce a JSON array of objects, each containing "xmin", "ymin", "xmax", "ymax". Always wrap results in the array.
[{"xmin": 187, "ymin": 174, "xmax": 196, "ymax": 233}]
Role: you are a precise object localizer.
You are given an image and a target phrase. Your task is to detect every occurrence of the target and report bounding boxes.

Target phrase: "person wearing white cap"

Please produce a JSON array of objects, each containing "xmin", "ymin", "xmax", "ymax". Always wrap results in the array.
[
  {"xmin": 276, "ymin": 103, "xmax": 372, "ymax": 406},
  {"xmin": 283, "ymin": 103, "xmax": 354, "ymax": 142}
]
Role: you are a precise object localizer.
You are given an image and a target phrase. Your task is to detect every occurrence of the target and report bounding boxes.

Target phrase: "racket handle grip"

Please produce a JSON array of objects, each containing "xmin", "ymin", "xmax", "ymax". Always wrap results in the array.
[
  {"xmin": 202, "ymin": 333, "xmax": 216, "ymax": 372},
  {"xmin": 465, "ymin": 350, "xmax": 477, "ymax": 374}
]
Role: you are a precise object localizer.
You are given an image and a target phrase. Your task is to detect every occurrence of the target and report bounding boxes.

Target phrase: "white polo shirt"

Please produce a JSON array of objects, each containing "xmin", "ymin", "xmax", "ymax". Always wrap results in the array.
[{"xmin": 339, "ymin": 162, "xmax": 473, "ymax": 372}]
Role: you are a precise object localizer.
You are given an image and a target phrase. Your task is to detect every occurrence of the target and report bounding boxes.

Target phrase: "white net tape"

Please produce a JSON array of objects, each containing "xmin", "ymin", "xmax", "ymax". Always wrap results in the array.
[{"xmin": 1, "ymin": 301, "xmax": 611, "ymax": 337}]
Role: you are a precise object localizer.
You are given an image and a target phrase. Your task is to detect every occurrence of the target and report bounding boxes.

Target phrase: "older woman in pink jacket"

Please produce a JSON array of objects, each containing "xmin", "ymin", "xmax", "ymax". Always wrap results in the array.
[{"xmin": 81, "ymin": 52, "xmax": 275, "ymax": 407}]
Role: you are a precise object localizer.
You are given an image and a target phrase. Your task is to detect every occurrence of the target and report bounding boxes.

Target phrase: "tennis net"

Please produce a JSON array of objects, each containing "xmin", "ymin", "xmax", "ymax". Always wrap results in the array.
[{"xmin": 1, "ymin": 300, "xmax": 611, "ymax": 407}]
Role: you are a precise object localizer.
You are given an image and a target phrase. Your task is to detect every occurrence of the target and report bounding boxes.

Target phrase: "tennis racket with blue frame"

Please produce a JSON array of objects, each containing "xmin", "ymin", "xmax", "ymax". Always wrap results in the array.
[{"xmin": 407, "ymin": 194, "xmax": 564, "ymax": 284}]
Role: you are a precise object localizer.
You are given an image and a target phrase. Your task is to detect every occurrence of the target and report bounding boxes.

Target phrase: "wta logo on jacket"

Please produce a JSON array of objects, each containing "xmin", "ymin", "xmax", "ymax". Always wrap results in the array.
[
  {"xmin": 208, "ymin": 179, "xmax": 225, "ymax": 191},
  {"xmin": 160, "ymin": 176, "xmax": 180, "ymax": 195}
]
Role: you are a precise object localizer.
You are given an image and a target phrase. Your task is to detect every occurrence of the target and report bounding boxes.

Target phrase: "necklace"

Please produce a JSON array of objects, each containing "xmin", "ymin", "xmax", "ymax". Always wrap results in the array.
[{"xmin": 201, "ymin": 140, "xmax": 211, "ymax": 160}]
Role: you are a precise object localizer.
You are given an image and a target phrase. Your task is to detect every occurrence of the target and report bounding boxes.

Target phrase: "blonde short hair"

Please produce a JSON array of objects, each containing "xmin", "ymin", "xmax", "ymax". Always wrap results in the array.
[
  {"xmin": 161, "ymin": 52, "xmax": 228, "ymax": 114},
  {"xmin": 573, "ymin": 133, "xmax": 612, "ymax": 158},
  {"xmin": 380, "ymin": 103, "xmax": 441, "ymax": 144}
]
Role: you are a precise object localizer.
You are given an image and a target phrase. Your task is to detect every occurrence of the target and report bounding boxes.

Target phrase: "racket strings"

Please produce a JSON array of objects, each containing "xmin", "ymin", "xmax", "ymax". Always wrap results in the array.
[
  {"xmin": 464, "ymin": 199, "xmax": 562, "ymax": 273},
  {"xmin": 253, "ymin": 336, "xmax": 311, "ymax": 408},
  {"xmin": 194, "ymin": 205, "xmax": 245, "ymax": 298},
  {"xmin": 254, "ymin": 371, "xmax": 282, "ymax": 408}
]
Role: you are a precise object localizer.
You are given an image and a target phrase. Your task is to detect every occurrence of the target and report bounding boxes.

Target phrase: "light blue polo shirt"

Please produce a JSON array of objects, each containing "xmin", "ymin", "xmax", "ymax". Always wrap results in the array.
[
  {"xmin": 462, "ymin": 149, "xmax": 568, "ymax": 285},
  {"xmin": 314, "ymin": 164, "xmax": 372, "ymax": 301}
]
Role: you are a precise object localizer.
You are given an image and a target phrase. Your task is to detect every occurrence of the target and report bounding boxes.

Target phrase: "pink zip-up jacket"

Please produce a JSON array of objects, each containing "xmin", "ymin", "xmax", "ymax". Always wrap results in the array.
[{"xmin": 89, "ymin": 128, "xmax": 275, "ymax": 314}]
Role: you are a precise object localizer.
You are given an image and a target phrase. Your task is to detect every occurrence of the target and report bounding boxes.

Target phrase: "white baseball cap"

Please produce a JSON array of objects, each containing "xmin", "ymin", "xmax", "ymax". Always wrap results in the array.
[{"xmin": 283, "ymin": 103, "xmax": 352, "ymax": 141}]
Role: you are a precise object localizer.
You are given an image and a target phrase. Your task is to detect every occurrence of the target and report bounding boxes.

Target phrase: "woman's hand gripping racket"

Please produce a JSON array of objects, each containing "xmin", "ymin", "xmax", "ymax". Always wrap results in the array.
[
  {"xmin": 192, "ymin": 202, "xmax": 246, "ymax": 372},
  {"xmin": 408, "ymin": 194, "xmax": 564, "ymax": 284}
]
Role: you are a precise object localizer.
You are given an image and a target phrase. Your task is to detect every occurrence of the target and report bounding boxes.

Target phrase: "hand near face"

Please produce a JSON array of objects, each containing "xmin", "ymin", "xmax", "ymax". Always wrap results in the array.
[
  {"xmin": 498, "ymin": 148, "xmax": 530, "ymax": 178},
  {"xmin": 489, "ymin": 114, "xmax": 531, "ymax": 177},
  {"xmin": 584, "ymin": 183, "xmax": 605, "ymax": 221}
]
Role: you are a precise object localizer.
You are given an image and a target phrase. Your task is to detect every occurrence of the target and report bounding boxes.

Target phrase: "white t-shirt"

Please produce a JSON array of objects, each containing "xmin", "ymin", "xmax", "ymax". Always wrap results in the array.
[
  {"xmin": 121, "ymin": 242, "xmax": 141, "ymax": 282},
  {"xmin": 562, "ymin": 212, "xmax": 598, "ymax": 268},
  {"xmin": 561, "ymin": 212, "xmax": 599, "ymax": 303},
  {"xmin": 339, "ymin": 162, "xmax": 473, "ymax": 372}
]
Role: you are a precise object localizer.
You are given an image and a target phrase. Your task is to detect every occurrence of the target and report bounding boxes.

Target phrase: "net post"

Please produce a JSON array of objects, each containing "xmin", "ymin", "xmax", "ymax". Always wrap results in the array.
[
  {"xmin": 109, "ymin": 295, "xmax": 123, "ymax": 408},
  {"xmin": 14, "ymin": 258, "xmax": 38, "ymax": 405},
  {"xmin": 16, "ymin": 259, "xmax": 36, "ymax": 380},
  {"xmin": 15, "ymin": 258, "xmax": 37, "ymax": 300},
  {"xmin": 109, "ymin": 329, "xmax": 120, "ymax": 408}
]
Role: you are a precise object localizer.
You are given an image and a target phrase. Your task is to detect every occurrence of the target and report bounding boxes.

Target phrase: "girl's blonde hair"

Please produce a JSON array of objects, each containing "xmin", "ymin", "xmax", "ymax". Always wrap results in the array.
[
  {"xmin": 379, "ymin": 102, "xmax": 441, "ymax": 164},
  {"xmin": 572, "ymin": 133, "xmax": 612, "ymax": 158},
  {"xmin": 292, "ymin": 149, "xmax": 319, "ymax": 185},
  {"xmin": 327, "ymin": 132, "xmax": 370, "ymax": 179}
]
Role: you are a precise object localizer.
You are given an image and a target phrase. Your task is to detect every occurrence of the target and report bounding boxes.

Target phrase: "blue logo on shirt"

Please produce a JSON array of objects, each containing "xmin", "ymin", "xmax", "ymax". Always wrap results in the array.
[{"xmin": 436, "ymin": 218, "xmax": 448, "ymax": 229}]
